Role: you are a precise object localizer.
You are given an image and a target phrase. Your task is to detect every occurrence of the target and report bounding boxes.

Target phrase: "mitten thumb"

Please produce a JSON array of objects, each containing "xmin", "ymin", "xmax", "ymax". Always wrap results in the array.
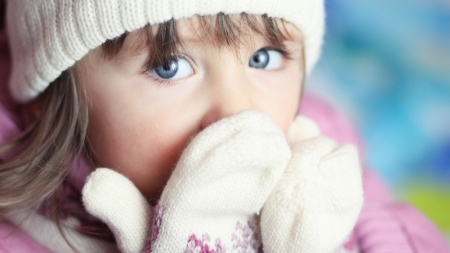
[
  {"xmin": 82, "ymin": 168, "xmax": 152, "ymax": 253},
  {"xmin": 287, "ymin": 116, "xmax": 321, "ymax": 145},
  {"xmin": 261, "ymin": 137, "xmax": 363, "ymax": 253}
]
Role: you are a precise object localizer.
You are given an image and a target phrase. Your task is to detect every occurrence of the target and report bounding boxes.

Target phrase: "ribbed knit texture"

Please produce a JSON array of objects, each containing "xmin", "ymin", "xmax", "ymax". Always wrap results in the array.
[
  {"xmin": 6, "ymin": 0, "xmax": 324, "ymax": 102},
  {"xmin": 356, "ymin": 203, "xmax": 415, "ymax": 252}
]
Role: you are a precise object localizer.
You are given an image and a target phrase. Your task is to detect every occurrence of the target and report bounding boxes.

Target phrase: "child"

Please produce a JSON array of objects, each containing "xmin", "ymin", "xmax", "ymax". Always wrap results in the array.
[{"xmin": 0, "ymin": 0, "xmax": 448, "ymax": 252}]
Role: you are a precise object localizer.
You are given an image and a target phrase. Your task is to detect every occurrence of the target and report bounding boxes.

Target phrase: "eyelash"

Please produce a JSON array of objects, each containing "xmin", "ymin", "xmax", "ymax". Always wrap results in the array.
[
  {"xmin": 144, "ymin": 55, "xmax": 193, "ymax": 87},
  {"xmin": 264, "ymin": 47, "xmax": 292, "ymax": 60},
  {"xmin": 150, "ymin": 76, "xmax": 183, "ymax": 87},
  {"xmin": 144, "ymin": 46, "xmax": 292, "ymax": 86}
]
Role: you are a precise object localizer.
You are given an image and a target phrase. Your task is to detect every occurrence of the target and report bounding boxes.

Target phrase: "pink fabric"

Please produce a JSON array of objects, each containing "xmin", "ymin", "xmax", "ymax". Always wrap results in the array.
[
  {"xmin": 0, "ymin": 18, "xmax": 19, "ymax": 147},
  {"xmin": 0, "ymin": 222, "xmax": 52, "ymax": 253},
  {"xmin": 1, "ymin": 93, "xmax": 449, "ymax": 252},
  {"xmin": 302, "ymin": 95, "xmax": 450, "ymax": 253},
  {"xmin": 355, "ymin": 202, "xmax": 450, "ymax": 253},
  {"xmin": 0, "ymin": 2, "xmax": 51, "ymax": 250},
  {"xmin": 300, "ymin": 95, "xmax": 364, "ymax": 150}
]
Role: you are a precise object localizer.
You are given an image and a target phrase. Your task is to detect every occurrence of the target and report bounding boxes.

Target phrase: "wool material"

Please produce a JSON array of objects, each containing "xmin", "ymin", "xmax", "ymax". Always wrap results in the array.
[
  {"xmin": 261, "ymin": 116, "xmax": 364, "ymax": 253},
  {"xmin": 80, "ymin": 113, "xmax": 363, "ymax": 253},
  {"xmin": 6, "ymin": 0, "xmax": 324, "ymax": 102},
  {"xmin": 82, "ymin": 168, "xmax": 153, "ymax": 253},
  {"xmin": 150, "ymin": 111, "xmax": 291, "ymax": 252}
]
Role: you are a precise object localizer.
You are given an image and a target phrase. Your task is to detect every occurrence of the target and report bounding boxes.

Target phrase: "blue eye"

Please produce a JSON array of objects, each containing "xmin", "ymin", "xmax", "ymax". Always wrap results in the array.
[
  {"xmin": 151, "ymin": 58, "xmax": 193, "ymax": 80},
  {"xmin": 249, "ymin": 48, "xmax": 283, "ymax": 70}
]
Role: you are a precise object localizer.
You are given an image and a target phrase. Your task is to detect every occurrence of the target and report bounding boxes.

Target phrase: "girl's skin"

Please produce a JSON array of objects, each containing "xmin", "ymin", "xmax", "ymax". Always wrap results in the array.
[{"xmin": 76, "ymin": 17, "xmax": 305, "ymax": 202}]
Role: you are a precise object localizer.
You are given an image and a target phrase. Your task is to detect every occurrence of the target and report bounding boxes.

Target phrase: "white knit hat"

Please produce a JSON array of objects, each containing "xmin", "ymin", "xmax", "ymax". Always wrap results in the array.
[{"xmin": 7, "ymin": 0, "xmax": 325, "ymax": 102}]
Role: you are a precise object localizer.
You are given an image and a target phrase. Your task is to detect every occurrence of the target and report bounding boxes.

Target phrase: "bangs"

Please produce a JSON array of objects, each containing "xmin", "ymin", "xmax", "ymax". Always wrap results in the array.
[{"xmin": 101, "ymin": 13, "xmax": 291, "ymax": 69}]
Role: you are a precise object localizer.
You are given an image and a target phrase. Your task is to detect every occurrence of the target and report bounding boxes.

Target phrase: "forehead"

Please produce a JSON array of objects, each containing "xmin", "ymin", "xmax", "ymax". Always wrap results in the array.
[
  {"xmin": 177, "ymin": 15, "xmax": 302, "ymax": 43},
  {"xmin": 124, "ymin": 14, "xmax": 304, "ymax": 55}
]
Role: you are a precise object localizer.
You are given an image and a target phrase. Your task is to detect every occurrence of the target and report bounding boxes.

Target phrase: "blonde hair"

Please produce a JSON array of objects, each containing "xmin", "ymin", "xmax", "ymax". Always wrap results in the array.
[
  {"xmin": 0, "ymin": 69, "xmax": 88, "ymax": 218},
  {"xmin": 0, "ymin": 13, "xmax": 301, "ymax": 242}
]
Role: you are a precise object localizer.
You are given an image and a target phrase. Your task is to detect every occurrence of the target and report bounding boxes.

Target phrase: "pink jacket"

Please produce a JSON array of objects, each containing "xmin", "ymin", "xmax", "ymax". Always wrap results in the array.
[
  {"xmin": 301, "ymin": 96, "xmax": 449, "ymax": 253},
  {"xmin": 0, "ymin": 8, "xmax": 448, "ymax": 253},
  {"xmin": 1, "ymin": 97, "xmax": 449, "ymax": 253}
]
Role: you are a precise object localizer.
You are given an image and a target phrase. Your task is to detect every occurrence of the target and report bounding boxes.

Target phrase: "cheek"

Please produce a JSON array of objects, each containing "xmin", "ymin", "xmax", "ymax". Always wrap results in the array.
[
  {"xmin": 77, "ymin": 48, "xmax": 210, "ymax": 201},
  {"xmin": 86, "ymin": 100, "xmax": 196, "ymax": 200},
  {"xmin": 254, "ymin": 71, "xmax": 303, "ymax": 133},
  {"xmin": 270, "ymin": 85, "xmax": 302, "ymax": 133}
]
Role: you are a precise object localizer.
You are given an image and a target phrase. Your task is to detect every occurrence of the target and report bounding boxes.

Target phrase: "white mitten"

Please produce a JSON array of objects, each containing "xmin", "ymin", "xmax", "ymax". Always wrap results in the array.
[
  {"xmin": 149, "ymin": 111, "xmax": 291, "ymax": 252},
  {"xmin": 82, "ymin": 168, "xmax": 152, "ymax": 253},
  {"xmin": 261, "ymin": 116, "xmax": 364, "ymax": 253}
]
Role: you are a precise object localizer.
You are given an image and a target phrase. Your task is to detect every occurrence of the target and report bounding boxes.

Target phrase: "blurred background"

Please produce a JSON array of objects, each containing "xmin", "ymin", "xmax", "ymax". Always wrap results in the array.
[{"xmin": 306, "ymin": 0, "xmax": 450, "ymax": 240}]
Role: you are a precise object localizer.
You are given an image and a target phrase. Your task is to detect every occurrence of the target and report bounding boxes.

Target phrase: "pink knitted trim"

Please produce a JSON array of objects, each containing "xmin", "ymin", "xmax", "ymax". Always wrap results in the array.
[
  {"xmin": 356, "ymin": 203, "xmax": 415, "ymax": 252},
  {"xmin": 185, "ymin": 221, "xmax": 261, "ymax": 253}
]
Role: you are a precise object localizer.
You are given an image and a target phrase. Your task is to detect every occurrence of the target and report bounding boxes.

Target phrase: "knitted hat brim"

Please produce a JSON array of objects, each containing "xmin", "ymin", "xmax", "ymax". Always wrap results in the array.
[{"xmin": 7, "ymin": 0, "xmax": 324, "ymax": 102}]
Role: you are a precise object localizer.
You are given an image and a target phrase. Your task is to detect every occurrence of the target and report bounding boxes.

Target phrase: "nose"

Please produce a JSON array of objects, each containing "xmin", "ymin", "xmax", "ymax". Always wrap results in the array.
[{"xmin": 200, "ymin": 80, "xmax": 254, "ymax": 130}]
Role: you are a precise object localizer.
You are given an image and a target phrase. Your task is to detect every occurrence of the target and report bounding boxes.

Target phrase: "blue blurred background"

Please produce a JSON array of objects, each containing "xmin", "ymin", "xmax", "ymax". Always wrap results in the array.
[{"xmin": 306, "ymin": 0, "xmax": 450, "ymax": 239}]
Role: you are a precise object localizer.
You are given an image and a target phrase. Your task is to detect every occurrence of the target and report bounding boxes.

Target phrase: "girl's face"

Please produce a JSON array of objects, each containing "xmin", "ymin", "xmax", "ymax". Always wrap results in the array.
[{"xmin": 77, "ymin": 18, "xmax": 305, "ymax": 201}]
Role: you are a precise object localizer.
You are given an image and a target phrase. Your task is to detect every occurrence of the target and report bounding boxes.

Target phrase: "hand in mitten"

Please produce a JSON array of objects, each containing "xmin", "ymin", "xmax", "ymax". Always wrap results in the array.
[
  {"xmin": 148, "ymin": 111, "xmax": 291, "ymax": 253},
  {"xmin": 261, "ymin": 116, "xmax": 364, "ymax": 253},
  {"xmin": 82, "ymin": 168, "xmax": 153, "ymax": 253}
]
